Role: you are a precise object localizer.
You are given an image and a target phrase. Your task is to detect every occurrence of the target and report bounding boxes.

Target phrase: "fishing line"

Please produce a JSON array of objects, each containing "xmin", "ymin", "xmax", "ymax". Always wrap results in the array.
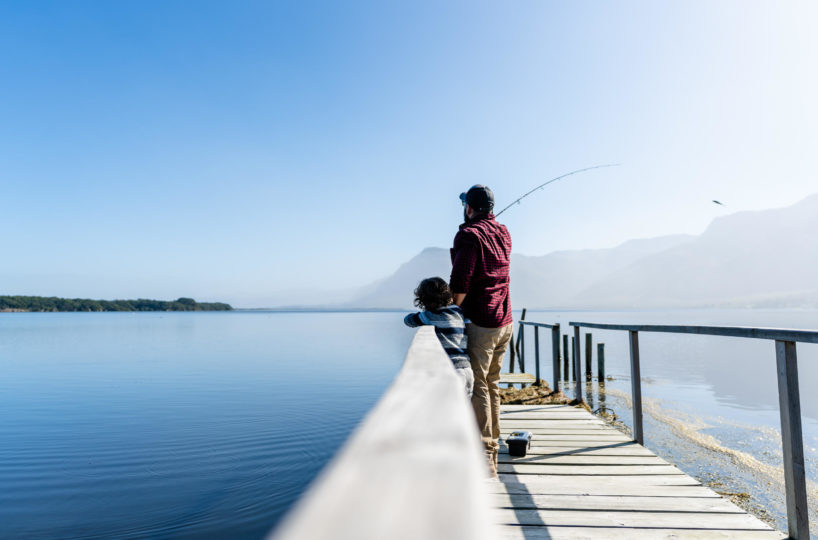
[{"xmin": 495, "ymin": 163, "xmax": 620, "ymax": 217}]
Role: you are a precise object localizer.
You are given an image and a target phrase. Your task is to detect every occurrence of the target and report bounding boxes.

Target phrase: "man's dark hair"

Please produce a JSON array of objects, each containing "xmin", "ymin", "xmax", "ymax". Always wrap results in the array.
[{"xmin": 413, "ymin": 277, "xmax": 453, "ymax": 312}]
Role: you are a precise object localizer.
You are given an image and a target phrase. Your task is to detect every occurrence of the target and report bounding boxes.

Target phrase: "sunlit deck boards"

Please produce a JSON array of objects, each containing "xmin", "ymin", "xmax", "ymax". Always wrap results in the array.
[
  {"xmin": 489, "ymin": 404, "xmax": 786, "ymax": 539},
  {"xmin": 499, "ymin": 373, "xmax": 536, "ymax": 385}
]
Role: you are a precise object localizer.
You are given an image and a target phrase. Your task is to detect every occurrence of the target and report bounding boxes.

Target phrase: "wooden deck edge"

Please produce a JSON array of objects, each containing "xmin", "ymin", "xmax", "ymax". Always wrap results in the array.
[{"xmin": 268, "ymin": 326, "xmax": 496, "ymax": 540}]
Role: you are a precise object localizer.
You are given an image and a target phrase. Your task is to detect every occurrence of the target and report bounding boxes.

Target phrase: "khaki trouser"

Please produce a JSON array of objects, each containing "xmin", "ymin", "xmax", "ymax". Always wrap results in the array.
[{"xmin": 467, "ymin": 322, "xmax": 513, "ymax": 473}]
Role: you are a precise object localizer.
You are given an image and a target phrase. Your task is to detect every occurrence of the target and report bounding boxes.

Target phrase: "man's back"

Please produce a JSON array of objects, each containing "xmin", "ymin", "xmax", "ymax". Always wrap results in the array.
[{"xmin": 450, "ymin": 213, "xmax": 512, "ymax": 328}]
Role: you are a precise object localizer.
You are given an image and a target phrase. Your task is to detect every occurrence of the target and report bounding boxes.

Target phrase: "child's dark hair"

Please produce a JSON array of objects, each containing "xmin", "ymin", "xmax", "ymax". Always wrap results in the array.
[{"xmin": 413, "ymin": 277, "xmax": 453, "ymax": 312}]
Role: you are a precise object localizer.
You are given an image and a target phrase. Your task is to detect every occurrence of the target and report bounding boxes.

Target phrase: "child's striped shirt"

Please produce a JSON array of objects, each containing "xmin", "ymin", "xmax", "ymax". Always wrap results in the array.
[{"xmin": 404, "ymin": 305, "xmax": 469, "ymax": 368}]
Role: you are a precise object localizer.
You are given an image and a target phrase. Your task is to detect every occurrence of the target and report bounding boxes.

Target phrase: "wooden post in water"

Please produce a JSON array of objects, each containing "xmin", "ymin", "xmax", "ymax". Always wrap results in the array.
[
  {"xmin": 534, "ymin": 326, "xmax": 540, "ymax": 385},
  {"xmin": 516, "ymin": 309, "xmax": 527, "ymax": 375},
  {"xmin": 562, "ymin": 334, "xmax": 569, "ymax": 381},
  {"xmin": 519, "ymin": 323, "xmax": 525, "ymax": 377},
  {"xmin": 585, "ymin": 333, "xmax": 593, "ymax": 381},
  {"xmin": 628, "ymin": 331, "xmax": 644, "ymax": 445},
  {"xmin": 570, "ymin": 336, "xmax": 576, "ymax": 380},
  {"xmin": 508, "ymin": 335, "xmax": 516, "ymax": 374},
  {"xmin": 551, "ymin": 325, "xmax": 561, "ymax": 392},
  {"xmin": 597, "ymin": 343, "xmax": 605, "ymax": 384},
  {"xmin": 573, "ymin": 325, "xmax": 582, "ymax": 401},
  {"xmin": 775, "ymin": 340, "xmax": 809, "ymax": 539}
]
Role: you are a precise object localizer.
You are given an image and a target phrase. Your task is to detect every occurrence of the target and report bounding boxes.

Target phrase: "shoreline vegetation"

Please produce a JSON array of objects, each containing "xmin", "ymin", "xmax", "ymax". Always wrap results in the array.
[{"xmin": 0, "ymin": 296, "xmax": 232, "ymax": 312}]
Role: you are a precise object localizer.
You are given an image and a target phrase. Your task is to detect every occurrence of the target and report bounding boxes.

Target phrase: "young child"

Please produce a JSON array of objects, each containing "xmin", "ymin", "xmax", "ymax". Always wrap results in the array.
[{"xmin": 404, "ymin": 277, "xmax": 473, "ymax": 397}]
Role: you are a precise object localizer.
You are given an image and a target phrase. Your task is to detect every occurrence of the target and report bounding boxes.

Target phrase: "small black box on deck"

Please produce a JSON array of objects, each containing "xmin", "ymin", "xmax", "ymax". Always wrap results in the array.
[{"xmin": 505, "ymin": 430, "xmax": 532, "ymax": 457}]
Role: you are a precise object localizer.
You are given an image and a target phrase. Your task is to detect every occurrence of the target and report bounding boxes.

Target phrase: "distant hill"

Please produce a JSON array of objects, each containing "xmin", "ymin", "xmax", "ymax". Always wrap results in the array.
[
  {"xmin": 0, "ymin": 296, "xmax": 233, "ymax": 312},
  {"xmin": 343, "ymin": 193, "xmax": 818, "ymax": 309},
  {"xmin": 347, "ymin": 247, "xmax": 453, "ymax": 309},
  {"xmin": 573, "ymin": 193, "xmax": 818, "ymax": 308},
  {"xmin": 344, "ymin": 236, "xmax": 694, "ymax": 309}
]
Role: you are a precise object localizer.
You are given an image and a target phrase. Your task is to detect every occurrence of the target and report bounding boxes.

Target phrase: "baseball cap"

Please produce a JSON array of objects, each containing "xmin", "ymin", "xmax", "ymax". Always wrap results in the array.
[{"xmin": 459, "ymin": 185, "xmax": 495, "ymax": 213}]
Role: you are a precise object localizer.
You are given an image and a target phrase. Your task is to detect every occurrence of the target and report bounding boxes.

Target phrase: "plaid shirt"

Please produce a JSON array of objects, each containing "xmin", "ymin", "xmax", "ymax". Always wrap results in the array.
[{"xmin": 449, "ymin": 213, "xmax": 512, "ymax": 328}]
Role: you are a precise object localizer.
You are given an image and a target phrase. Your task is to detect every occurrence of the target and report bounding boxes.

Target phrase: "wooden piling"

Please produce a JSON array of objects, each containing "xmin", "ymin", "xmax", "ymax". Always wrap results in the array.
[
  {"xmin": 573, "ymin": 325, "xmax": 582, "ymax": 401},
  {"xmin": 598, "ymin": 343, "xmax": 606, "ymax": 384},
  {"xmin": 562, "ymin": 334, "xmax": 569, "ymax": 381},
  {"xmin": 585, "ymin": 333, "xmax": 593, "ymax": 381},
  {"xmin": 776, "ymin": 340, "xmax": 809, "ymax": 539},
  {"xmin": 513, "ymin": 308, "xmax": 527, "ymax": 375},
  {"xmin": 551, "ymin": 325, "xmax": 561, "ymax": 392}
]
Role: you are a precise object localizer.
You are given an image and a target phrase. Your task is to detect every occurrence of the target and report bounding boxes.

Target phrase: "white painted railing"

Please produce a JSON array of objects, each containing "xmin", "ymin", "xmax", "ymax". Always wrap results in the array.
[{"xmin": 268, "ymin": 326, "xmax": 496, "ymax": 540}]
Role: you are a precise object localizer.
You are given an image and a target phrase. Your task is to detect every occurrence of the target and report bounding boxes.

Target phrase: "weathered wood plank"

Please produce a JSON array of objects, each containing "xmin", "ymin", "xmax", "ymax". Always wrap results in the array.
[
  {"xmin": 500, "ymin": 414, "xmax": 586, "ymax": 420},
  {"xmin": 491, "ymin": 508, "xmax": 776, "ymax": 529},
  {"xmin": 500, "ymin": 373, "xmax": 537, "ymax": 384},
  {"xmin": 568, "ymin": 321, "xmax": 818, "ymax": 345},
  {"xmin": 498, "ymin": 463, "xmax": 685, "ymax": 475},
  {"xmin": 489, "ymin": 493, "xmax": 744, "ymax": 512},
  {"xmin": 486, "ymin": 481, "xmax": 720, "ymax": 497},
  {"xmin": 499, "ymin": 434, "xmax": 632, "ymax": 442},
  {"xmin": 502, "ymin": 418, "xmax": 606, "ymax": 424},
  {"xmin": 500, "ymin": 418, "xmax": 598, "ymax": 423},
  {"xmin": 509, "ymin": 440, "xmax": 643, "ymax": 448},
  {"xmin": 495, "ymin": 474, "xmax": 702, "ymax": 487},
  {"xmin": 269, "ymin": 327, "xmax": 495, "ymax": 540},
  {"xmin": 494, "ymin": 525, "xmax": 786, "ymax": 539},
  {"xmin": 494, "ymin": 403, "xmax": 785, "ymax": 538},
  {"xmin": 501, "ymin": 404, "xmax": 581, "ymax": 409},
  {"xmin": 775, "ymin": 339, "xmax": 809, "ymax": 539},
  {"xmin": 499, "ymin": 445, "xmax": 656, "ymax": 456},
  {"xmin": 497, "ymin": 454, "xmax": 668, "ymax": 465}
]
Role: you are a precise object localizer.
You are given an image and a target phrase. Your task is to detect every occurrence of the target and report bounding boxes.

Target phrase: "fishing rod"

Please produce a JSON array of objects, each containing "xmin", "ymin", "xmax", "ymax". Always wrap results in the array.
[{"xmin": 495, "ymin": 164, "xmax": 620, "ymax": 217}]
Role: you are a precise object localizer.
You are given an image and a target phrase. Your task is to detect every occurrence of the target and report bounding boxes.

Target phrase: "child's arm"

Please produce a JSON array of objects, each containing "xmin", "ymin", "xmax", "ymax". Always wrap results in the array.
[{"xmin": 404, "ymin": 312, "xmax": 425, "ymax": 327}]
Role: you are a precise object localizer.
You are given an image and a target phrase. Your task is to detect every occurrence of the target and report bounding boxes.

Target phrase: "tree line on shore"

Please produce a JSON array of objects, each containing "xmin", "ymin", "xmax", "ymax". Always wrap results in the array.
[{"xmin": 0, "ymin": 296, "xmax": 233, "ymax": 312}]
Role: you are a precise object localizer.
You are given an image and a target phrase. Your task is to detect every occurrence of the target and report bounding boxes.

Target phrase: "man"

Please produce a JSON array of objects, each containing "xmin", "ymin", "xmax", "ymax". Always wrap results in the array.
[{"xmin": 450, "ymin": 184, "xmax": 512, "ymax": 477}]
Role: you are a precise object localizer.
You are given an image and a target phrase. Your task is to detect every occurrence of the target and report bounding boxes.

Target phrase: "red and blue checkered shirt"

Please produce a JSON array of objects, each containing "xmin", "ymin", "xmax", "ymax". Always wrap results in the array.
[{"xmin": 449, "ymin": 213, "xmax": 512, "ymax": 328}]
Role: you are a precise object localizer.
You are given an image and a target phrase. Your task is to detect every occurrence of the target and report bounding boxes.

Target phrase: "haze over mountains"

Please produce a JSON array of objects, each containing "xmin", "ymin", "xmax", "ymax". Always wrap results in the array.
[{"xmin": 341, "ymin": 193, "xmax": 818, "ymax": 310}]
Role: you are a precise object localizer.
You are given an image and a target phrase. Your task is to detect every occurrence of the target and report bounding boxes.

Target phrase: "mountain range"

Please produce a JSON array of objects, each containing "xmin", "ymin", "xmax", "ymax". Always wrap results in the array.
[{"xmin": 341, "ymin": 193, "xmax": 818, "ymax": 310}]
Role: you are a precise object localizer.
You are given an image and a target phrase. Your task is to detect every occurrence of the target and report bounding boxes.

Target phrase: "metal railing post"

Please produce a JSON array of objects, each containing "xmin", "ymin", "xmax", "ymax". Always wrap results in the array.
[
  {"xmin": 573, "ymin": 325, "xmax": 582, "ymax": 401},
  {"xmin": 534, "ymin": 326, "xmax": 540, "ymax": 384},
  {"xmin": 628, "ymin": 330, "xmax": 644, "ymax": 445},
  {"xmin": 775, "ymin": 340, "xmax": 809, "ymax": 539},
  {"xmin": 551, "ymin": 325, "xmax": 561, "ymax": 392}
]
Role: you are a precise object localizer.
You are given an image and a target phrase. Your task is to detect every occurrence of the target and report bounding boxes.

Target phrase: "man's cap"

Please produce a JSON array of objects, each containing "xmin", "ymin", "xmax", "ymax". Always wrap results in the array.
[{"xmin": 459, "ymin": 184, "xmax": 495, "ymax": 213}]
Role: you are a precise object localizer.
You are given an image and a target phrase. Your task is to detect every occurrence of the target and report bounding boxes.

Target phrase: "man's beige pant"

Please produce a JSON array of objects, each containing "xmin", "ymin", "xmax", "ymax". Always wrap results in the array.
[{"xmin": 467, "ymin": 322, "xmax": 513, "ymax": 473}]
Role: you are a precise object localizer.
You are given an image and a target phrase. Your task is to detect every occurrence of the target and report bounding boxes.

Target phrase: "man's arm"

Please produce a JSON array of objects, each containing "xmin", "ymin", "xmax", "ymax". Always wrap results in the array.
[{"xmin": 450, "ymin": 233, "xmax": 478, "ymax": 305}]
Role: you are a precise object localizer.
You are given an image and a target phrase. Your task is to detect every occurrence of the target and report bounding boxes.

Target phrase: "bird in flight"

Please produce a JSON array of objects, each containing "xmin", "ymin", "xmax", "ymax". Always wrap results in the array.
[{"xmin": 712, "ymin": 200, "xmax": 726, "ymax": 206}]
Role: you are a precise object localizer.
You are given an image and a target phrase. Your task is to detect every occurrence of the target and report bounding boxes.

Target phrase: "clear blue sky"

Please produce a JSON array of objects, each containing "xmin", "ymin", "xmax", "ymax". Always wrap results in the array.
[{"xmin": 2, "ymin": 1, "xmax": 816, "ymax": 307}]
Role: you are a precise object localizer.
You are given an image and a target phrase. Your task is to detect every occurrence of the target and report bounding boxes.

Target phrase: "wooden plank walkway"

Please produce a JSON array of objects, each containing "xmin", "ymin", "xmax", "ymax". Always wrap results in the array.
[
  {"xmin": 488, "ymin": 404, "xmax": 786, "ymax": 539},
  {"xmin": 499, "ymin": 373, "xmax": 537, "ymax": 385}
]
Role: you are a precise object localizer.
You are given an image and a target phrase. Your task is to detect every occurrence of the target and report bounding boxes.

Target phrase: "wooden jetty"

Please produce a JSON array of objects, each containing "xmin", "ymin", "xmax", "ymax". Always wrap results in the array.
[
  {"xmin": 490, "ymin": 403, "xmax": 785, "ymax": 539},
  {"xmin": 269, "ymin": 321, "xmax": 816, "ymax": 540}
]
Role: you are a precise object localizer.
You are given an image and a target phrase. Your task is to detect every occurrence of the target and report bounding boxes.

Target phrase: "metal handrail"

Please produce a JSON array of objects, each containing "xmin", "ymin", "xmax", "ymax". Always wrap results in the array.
[{"xmin": 569, "ymin": 320, "xmax": 812, "ymax": 540}]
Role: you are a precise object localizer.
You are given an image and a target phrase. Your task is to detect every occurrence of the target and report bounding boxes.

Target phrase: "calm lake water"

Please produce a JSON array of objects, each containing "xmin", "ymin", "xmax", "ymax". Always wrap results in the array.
[
  {"xmin": 0, "ymin": 312, "xmax": 410, "ymax": 540},
  {"xmin": 2, "ymin": 309, "xmax": 817, "ymax": 538}
]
